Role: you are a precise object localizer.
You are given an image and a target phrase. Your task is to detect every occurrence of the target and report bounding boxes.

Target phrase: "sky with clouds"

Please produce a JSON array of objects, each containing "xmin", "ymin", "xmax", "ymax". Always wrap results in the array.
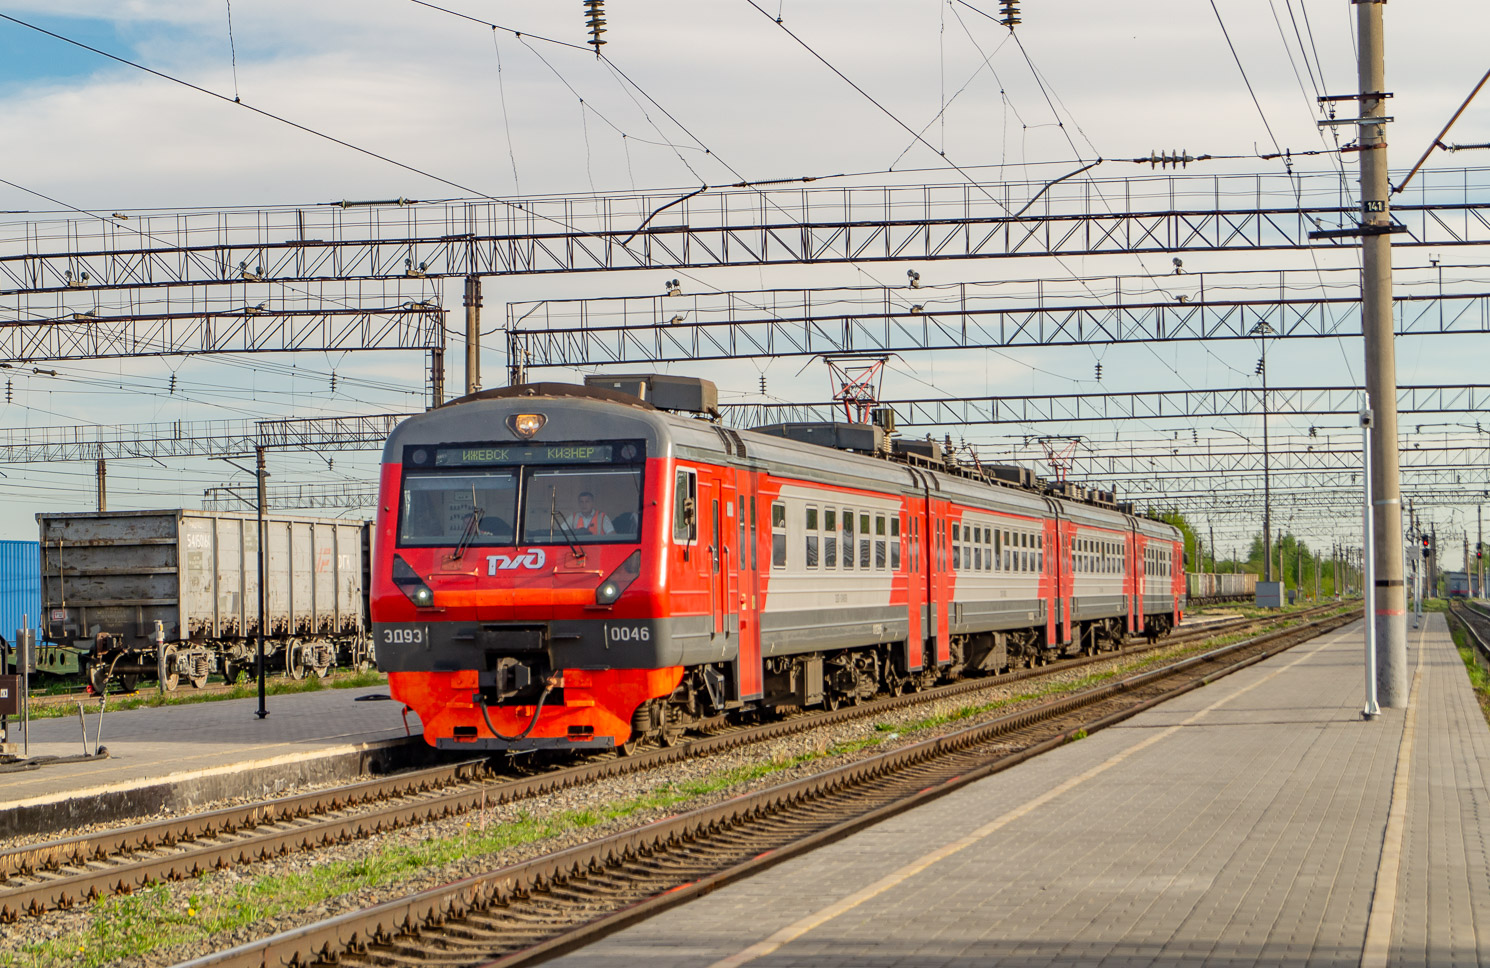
[{"xmin": 1, "ymin": 0, "xmax": 1487, "ymax": 548}]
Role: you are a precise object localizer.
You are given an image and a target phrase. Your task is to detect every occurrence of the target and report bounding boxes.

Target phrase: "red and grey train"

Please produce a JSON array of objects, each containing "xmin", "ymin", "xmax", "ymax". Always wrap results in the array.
[{"xmin": 371, "ymin": 377, "xmax": 1185, "ymax": 753}]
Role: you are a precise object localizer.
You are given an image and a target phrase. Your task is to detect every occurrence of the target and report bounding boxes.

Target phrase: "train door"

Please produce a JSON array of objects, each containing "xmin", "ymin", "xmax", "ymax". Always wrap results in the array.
[
  {"xmin": 931, "ymin": 500, "xmax": 950, "ymax": 664},
  {"xmin": 729, "ymin": 476, "xmax": 762, "ymax": 700},
  {"xmin": 1044, "ymin": 499, "xmax": 1066, "ymax": 647},
  {"xmin": 702, "ymin": 476, "xmax": 727, "ymax": 638},
  {"xmin": 1131, "ymin": 529, "xmax": 1145, "ymax": 633},
  {"xmin": 903, "ymin": 498, "xmax": 924, "ymax": 672}
]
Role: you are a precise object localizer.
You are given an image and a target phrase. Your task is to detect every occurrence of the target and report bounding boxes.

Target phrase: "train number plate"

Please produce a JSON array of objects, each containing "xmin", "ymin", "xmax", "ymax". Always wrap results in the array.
[
  {"xmin": 378, "ymin": 625, "xmax": 427, "ymax": 646},
  {"xmin": 605, "ymin": 624, "xmax": 651, "ymax": 643}
]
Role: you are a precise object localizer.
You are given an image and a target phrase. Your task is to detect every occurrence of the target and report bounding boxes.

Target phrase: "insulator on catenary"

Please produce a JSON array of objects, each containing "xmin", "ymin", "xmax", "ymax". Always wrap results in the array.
[
  {"xmin": 759, "ymin": 374, "xmax": 767, "ymax": 395},
  {"xmin": 999, "ymin": 0, "xmax": 1020, "ymax": 27},
  {"xmin": 582, "ymin": 0, "xmax": 606, "ymax": 53},
  {"xmin": 1094, "ymin": 362, "xmax": 1102, "ymax": 381}
]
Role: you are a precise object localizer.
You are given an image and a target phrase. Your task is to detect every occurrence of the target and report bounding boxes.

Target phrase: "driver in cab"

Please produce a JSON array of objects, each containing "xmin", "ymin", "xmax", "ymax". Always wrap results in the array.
[{"xmin": 570, "ymin": 491, "xmax": 615, "ymax": 536}]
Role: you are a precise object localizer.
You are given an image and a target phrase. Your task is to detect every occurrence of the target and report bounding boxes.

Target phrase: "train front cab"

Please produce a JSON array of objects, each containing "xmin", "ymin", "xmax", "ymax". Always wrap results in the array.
[{"xmin": 372, "ymin": 390, "xmax": 746, "ymax": 752}]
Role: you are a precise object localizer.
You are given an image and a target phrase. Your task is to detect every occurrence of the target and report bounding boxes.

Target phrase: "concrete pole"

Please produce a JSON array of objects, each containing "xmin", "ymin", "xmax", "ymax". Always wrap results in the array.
[
  {"xmin": 464, "ymin": 275, "xmax": 482, "ymax": 396},
  {"xmin": 429, "ymin": 347, "xmax": 445, "ymax": 409},
  {"xmin": 1259, "ymin": 333, "xmax": 1272, "ymax": 582},
  {"xmin": 1358, "ymin": 0, "xmax": 1407, "ymax": 706},
  {"xmin": 255, "ymin": 445, "xmax": 269, "ymax": 720}
]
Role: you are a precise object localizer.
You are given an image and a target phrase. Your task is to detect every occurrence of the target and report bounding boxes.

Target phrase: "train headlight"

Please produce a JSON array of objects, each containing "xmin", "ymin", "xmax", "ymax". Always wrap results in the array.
[
  {"xmin": 391, "ymin": 555, "xmax": 437, "ymax": 609},
  {"xmin": 595, "ymin": 550, "xmax": 641, "ymax": 606},
  {"xmin": 508, "ymin": 413, "xmax": 547, "ymax": 439}
]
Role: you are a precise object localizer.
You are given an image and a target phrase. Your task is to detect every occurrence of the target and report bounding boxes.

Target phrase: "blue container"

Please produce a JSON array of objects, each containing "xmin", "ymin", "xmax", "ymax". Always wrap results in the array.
[{"xmin": 0, "ymin": 539, "xmax": 42, "ymax": 647}]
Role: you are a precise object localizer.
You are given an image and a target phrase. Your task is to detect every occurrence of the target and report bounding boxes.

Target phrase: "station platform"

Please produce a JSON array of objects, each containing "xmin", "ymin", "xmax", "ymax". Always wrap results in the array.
[
  {"xmin": 0, "ymin": 686, "xmax": 426, "ymax": 838},
  {"xmin": 548, "ymin": 612, "xmax": 1490, "ymax": 968}
]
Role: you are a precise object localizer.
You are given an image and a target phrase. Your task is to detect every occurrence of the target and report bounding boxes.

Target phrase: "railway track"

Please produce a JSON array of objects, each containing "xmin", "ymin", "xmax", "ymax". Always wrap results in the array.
[
  {"xmin": 24, "ymin": 669, "xmax": 380, "ymax": 711},
  {"xmin": 1449, "ymin": 600, "xmax": 1490, "ymax": 653},
  {"xmin": 0, "ymin": 606, "xmax": 1339, "ymax": 924},
  {"xmin": 171, "ymin": 606, "xmax": 1356, "ymax": 968}
]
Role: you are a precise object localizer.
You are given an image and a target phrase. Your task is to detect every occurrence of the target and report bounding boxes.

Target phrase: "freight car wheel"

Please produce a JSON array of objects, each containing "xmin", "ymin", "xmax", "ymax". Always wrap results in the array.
[
  {"xmin": 286, "ymin": 640, "xmax": 307, "ymax": 680},
  {"xmin": 160, "ymin": 646, "xmax": 181, "ymax": 692},
  {"xmin": 86, "ymin": 663, "xmax": 109, "ymax": 695},
  {"xmin": 222, "ymin": 660, "xmax": 242, "ymax": 685},
  {"xmin": 118, "ymin": 673, "xmax": 140, "ymax": 693}
]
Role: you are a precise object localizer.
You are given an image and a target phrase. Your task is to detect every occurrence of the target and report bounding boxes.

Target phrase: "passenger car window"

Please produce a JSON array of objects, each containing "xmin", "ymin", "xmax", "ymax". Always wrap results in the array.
[{"xmin": 771, "ymin": 501, "xmax": 787, "ymax": 569}]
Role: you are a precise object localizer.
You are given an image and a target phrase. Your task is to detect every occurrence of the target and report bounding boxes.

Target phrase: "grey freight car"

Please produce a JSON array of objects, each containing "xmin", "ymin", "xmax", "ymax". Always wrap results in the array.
[
  {"xmin": 38, "ymin": 510, "xmax": 370, "ymax": 692},
  {"xmin": 1186, "ymin": 571, "xmax": 1258, "ymax": 603}
]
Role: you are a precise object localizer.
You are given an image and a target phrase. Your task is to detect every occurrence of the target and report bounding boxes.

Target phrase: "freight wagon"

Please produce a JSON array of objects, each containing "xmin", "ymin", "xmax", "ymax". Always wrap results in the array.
[
  {"xmin": 1, "ymin": 539, "xmax": 41, "ymax": 662},
  {"xmin": 39, "ymin": 510, "xmax": 371, "ymax": 692},
  {"xmin": 1185, "ymin": 571, "xmax": 1258, "ymax": 603}
]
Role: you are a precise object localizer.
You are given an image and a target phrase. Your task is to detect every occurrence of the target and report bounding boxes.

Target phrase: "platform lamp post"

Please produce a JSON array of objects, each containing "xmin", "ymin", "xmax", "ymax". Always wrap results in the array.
[
  {"xmin": 1361, "ymin": 399, "xmax": 1380, "ymax": 719},
  {"xmin": 255, "ymin": 445, "xmax": 269, "ymax": 720}
]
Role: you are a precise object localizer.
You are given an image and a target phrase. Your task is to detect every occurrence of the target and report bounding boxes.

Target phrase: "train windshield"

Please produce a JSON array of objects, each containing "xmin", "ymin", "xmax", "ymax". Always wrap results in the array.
[
  {"xmin": 397, "ymin": 440, "xmax": 645, "ymax": 548},
  {"xmin": 399, "ymin": 470, "xmax": 519, "ymax": 547},
  {"xmin": 522, "ymin": 467, "xmax": 642, "ymax": 544}
]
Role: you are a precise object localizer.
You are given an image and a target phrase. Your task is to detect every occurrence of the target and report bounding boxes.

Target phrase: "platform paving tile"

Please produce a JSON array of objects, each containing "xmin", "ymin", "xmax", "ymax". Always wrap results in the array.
[
  {"xmin": 543, "ymin": 615, "xmax": 1490, "ymax": 968},
  {"xmin": 0, "ymin": 686, "xmax": 414, "ymax": 807}
]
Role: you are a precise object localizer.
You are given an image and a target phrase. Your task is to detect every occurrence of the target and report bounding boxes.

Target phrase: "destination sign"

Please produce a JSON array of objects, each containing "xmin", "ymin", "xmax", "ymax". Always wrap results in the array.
[{"xmin": 405, "ymin": 440, "xmax": 643, "ymax": 468}]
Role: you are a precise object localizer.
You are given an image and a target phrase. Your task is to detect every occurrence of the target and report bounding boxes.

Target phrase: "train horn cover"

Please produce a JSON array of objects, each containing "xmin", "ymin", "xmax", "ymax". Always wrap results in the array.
[{"xmin": 508, "ymin": 413, "xmax": 547, "ymax": 438}]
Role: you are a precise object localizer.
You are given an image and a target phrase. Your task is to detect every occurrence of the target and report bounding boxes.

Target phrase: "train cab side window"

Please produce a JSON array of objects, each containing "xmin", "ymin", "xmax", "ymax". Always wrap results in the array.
[
  {"xmin": 738, "ymin": 497, "xmax": 746, "ymax": 567},
  {"xmin": 875, "ymin": 514, "xmax": 887, "ymax": 569},
  {"xmin": 674, "ymin": 470, "xmax": 697, "ymax": 543},
  {"xmin": 824, "ymin": 508, "xmax": 838, "ymax": 568},
  {"xmin": 890, "ymin": 516, "xmax": 901, "ymax": 570},
  {"xmin": 750, "ymin": 499, "xmax": 758, "ymax": 571},
  {"xmin": 951, "ymin": 523, "xmax": 961, "ymax": 570},
  {"xmin": 984, "ymin": 529, "xmax": 992, "ymax": 572},
  {"xmin": 972, "ymin": 527, "xmax": 981, "ymax": 571},
  {"xmin": 842, "ymin": 508, "xmax": 855, "ymax": 571},
  {"xmin": 806, "ymin": 506, "xmax": 820, "ymax": 569},
  {"xmin": 1038, "ymin": 533, "xmax": 1043, "ymax": 573},
  {"xmin": 994, "ymin": 529, "xmax": 1001, "ymax": 570},
  {"xmin": 859, "ymin": 512, "xmax": 872, "ymax": 569},
  {"xmin": 771, "ymin": 501, "xmax": 787, "ymax": 569}
]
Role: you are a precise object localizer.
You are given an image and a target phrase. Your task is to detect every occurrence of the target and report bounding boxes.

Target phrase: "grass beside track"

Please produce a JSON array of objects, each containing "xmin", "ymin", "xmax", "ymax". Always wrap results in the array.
[
  {"xmin": 0, "ymin": 607, "xmax": 1352, "ymax": 968},
  {"xmin": 1446, "ymin": 605, "xmax": 1490, "ymax": 726},
  {"xmin": 21, "ymin": 670, "xmax": 387, "ymax": 720}
]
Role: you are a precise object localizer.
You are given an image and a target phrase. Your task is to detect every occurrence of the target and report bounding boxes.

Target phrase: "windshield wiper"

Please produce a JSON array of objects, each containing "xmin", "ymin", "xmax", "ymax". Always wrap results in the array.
[
  {"xmin": 549, "ymin": 491, "xmax": 586, "ymax": 561},
  {"xmin": 449, "ymin": 504, "xmax": 484, "ymax": 561}
]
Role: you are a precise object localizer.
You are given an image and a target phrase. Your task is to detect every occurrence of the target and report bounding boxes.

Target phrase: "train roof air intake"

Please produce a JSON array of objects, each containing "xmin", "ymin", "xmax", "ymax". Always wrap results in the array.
[
  {"xmin": 582, "ymin": 374, "xmax": 719, "ymax": 417},
  {"xmin": 751, "ymin": 422, "xmax": 885, "ymax": 454}
]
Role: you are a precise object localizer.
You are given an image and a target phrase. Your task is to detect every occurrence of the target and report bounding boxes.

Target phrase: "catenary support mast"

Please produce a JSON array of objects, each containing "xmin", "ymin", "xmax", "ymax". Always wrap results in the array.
[{"xmin": 1358, "ymin": 0, "xmax": 1407, "ymax": 705}]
